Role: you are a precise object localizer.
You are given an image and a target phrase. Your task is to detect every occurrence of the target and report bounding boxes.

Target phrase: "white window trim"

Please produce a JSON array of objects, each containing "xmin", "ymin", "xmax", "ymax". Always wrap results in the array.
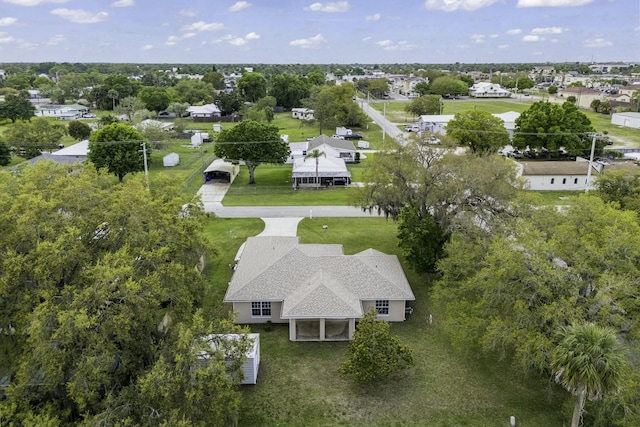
[
  {"xmin": 375, "ymin": 300, "xmax": 390, "ymax": 316},
  {"xmin": 251, "ymin": 301, "xmax": 272, "ymax": 317}
]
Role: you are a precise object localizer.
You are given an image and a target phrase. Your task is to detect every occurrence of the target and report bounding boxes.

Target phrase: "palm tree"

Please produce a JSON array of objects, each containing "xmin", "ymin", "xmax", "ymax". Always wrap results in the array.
[
  {"xmin": 305, "ymin": 149, "xmax": 326, "ymax": 189},
  {"xmin": 551, "ymin": 323, "xmax": 627, "ymax": 427}
]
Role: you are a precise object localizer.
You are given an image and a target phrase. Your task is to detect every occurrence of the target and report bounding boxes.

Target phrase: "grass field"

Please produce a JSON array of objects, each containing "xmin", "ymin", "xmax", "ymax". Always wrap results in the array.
[{"xmin": 200, "ymin": 217, "xmax": 567, "ymax": 427}]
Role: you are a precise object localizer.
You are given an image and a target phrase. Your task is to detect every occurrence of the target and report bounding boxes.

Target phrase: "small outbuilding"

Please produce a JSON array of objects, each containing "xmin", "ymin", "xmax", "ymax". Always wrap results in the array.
[
  {"xmin": 611, "ymin": 112, "xmax": 640, "ymax": 129},
  {"xmin": 162, "ymin": 152, "xmax": 180, "ymax": 167},
  {"xmin": 202, "ymin": 334, "xmax": 260, "ymax": 385},
  {"xmin": 203, "ymin": 159, "xmax": 240, "ymax": 183}
]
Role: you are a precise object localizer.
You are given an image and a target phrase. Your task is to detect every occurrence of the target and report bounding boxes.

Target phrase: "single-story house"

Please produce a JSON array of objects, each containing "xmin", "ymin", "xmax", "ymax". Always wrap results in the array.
[
  {"xmin": 292, "ymin": 155, "xmax": 351, "ymax": 188},
  {"xmin": 286, "ymin": 135, "xmax": 357, "ymax": 164},
  {"xmin": 611, "ymin": 112, "xmax": 640, "ymax": 129},
  {"xmin": 518, "ymin": 159, "xmax": 602, "ymax": 191},
  {"xmin": 136, "ymin": 119, "xmax": 175, "ymax": 132},
  {"xmin": 556, "ymin": 87, "xmax": 604, "ymax": 110},
  {"xmin": 35, "ymin": 104, "xmax": 89, "ymax": 120},
  {"xmin": 291, "ymin": 108, "xmax": 314, "ymax": 120},
  {"xmin": 52, "ymin": 140, "xmax": 89, "ymax": 162},
  {"xmin": 618, "ymin": 84, "xmax": 640, "ymax": 97},
  {"xmin": 203, "ymin": 158, "xmax": 240, "ymax": 183},
  {"xmin": 469, "ymin": 82, "xmax": 511, "ymax": 98},
  {"xmin": 418, "ymin": 111, "xmax": 520, "ymax": 139},
  {"xmin": 187, "ymin": 103, "xmax": 221, "ymax": 122},
  {"xmin": 224, "ymin": 236, "xmax": 415, "ymax": 342}
]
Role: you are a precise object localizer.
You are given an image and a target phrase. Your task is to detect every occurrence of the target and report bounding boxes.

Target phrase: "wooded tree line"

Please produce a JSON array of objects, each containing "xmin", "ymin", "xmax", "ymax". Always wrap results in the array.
[
  {"xmin": 351, "ymin": 128, "xmax": 640, "ymax": 426},
  {"xmin": 0, "ymin": 163, "xmax": 252, "ymax": 426}
]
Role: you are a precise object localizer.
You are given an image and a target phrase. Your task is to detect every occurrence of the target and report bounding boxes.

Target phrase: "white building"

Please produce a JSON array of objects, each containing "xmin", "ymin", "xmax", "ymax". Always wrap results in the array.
[
  {"xmin": 611, "ymin": 112, "xmax": 640, "ymax": 129},
  {"xmin": 468, "ymin": 82, "xmax": 511, "ymax": 98},
  {"xmin": 418, "ymin": 111, "xmax": 520, "ymax": 139}
]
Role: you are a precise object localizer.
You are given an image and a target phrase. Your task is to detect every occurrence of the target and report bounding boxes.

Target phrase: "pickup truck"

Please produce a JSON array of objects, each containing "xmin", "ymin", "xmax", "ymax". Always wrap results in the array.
[
  {"xmin": 405, "ymin": 125, "xmax": 420, "ymax": 132},
  {"xmin": 343, "ymin": 133, "xmax": 363, "ymax": 140}
]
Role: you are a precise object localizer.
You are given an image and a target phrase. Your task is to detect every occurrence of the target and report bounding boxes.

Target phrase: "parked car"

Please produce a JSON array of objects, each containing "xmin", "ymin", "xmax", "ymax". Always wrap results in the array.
[
  {"xmin": 405, "ymin": 125, "xmax": 420, "ymax": 132},
  {"xmin": 331, "ymin": 134, "xmax": 345, "ymax": 139},
  {"xmin": 83, "ymin": 113, "xmax": 97, "ymax": 118},
  {"xmin": 344, "ymin": 133, "xmax": 363, "ymax": 140}
]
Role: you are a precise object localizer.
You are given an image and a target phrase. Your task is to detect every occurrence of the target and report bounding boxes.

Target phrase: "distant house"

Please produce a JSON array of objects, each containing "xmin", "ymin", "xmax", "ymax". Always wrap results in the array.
[
  {"xmin": 291, "ymin": 108, "xmax": 314, "ymax": 120},
  {"xmin": 136, "ymin": 119, "xmax": 174, "ymax": 132},
  {"xmin": 618, "ymin": 84, "xmax": 640, "ymax": 97},
  {"xmin": 187, "ymin": 103, "xmax": 221, "ymax": 122},
  {"xmin": 518, "ymin": 160, "xmax": 600, "ymax": 191},
  {"xmin": 557, "ymin": 87, "xmax": 604, "ymax": 109},
  {"xmin": 35, "ymin": 104, "xmax": 89, "ymax": 120},
  {"xmin": 611, "ymin": 112, "xmax": 640, "ymax": 129},
  {"xmin": 292, "ymin": 155, "xmax": 351, "ymax": 188},
  {"xmin": 224, "ymin": 236, "xmax": 415, "ymax": 342},
  {"xmin": 286, "ymin": 135, "xmax": 357, "ymax": 164},
  {"xmin": 468, "ymin": 82, "xmax": 511, "ymax": 98},
  {"xmin": 418, "ymin": 111, "xmax": 520, "ymax": 139},
  {"xmin": 24, "ymin": 140, "xmax": 89, "ymax": 167}
]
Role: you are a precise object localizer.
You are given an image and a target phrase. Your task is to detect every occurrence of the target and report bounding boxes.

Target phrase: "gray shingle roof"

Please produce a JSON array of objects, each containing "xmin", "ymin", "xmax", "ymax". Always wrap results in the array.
[{"xmin": 224, "ymin": 237, "xmax": 414, "ymax": 318}]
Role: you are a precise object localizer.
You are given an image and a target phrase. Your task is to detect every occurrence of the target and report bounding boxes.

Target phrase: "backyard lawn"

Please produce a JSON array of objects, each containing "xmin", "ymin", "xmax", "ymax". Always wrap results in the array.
[{"xmin": 201, "ymin": 217, "xmax": 567, "ymax": 427}]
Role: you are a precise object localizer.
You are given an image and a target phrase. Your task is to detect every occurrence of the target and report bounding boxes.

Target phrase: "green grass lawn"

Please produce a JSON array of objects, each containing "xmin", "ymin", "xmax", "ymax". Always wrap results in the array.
[
  {"xmin": 202, "ymin": 217, "xmax": 567, "ymax": 427},
  {"xmin": 529, "ymin": 190, "xmax": 584, "ymax": 205}
]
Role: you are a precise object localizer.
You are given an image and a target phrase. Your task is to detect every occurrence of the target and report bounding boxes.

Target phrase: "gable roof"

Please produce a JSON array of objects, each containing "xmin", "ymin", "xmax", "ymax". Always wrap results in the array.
[
  {"xmin": 521, "ymin": 161, "xmax": 597, "ymax": 176},
  {"xmin": 224, "ymin": 236, "xmax": 414, "ymax": 318},
  {"xmin": 308, "ymin": 135, "xmax": 356, "ymax": 151},
  {"xmin": 52, "ymin": 140, "xmax": 89, "ymax": 157},
  {"xmin": 292, "ymin": 156, "xmax": 351, "ymax": 178}
]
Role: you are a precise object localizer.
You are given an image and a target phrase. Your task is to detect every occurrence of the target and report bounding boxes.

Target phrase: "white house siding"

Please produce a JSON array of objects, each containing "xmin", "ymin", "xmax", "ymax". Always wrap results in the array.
[
  {"xmin": 524, "ymin": 175, "xmax": 593, "ymax": 191},
  {"xmin": 232, "ymin": 302, "xmax": 288, "ymax": 324},
  {"xmin": 361, "ymin": 300, "xmax": 407, "ymax": 322},
  {"xmin": 611, "ymin": 113, "xmax": 640, "ymax": 129}
]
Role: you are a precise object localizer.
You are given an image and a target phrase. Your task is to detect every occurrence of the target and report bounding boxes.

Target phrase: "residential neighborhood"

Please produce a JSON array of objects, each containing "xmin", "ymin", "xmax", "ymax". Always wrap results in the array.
[{"xmin": 0, "ymin": 1, "xmax": 639, "ymax": 424}]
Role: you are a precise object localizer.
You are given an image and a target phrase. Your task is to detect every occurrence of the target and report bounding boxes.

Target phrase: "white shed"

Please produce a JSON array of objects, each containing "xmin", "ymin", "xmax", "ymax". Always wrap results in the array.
[
  {"xmin": 611, "ymin": 112, "xmax": 640, "ymax": 129},
  {"xmin": 190, "ymin": 133, "xmax": 203, "ymax": 147},
  {"xmin": 163, "ymin": 152, "xmax": 179, "ymax": 167},
  {"xmin": 203, "ymin": 333, "xmax": 260, "ymax": 385}
]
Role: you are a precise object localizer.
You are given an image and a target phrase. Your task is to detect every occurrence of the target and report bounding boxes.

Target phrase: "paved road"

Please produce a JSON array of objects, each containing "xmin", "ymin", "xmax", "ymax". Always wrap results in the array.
[{"xmin": 358, "ymin": 98, "xmax": 408, "ymax": 146}]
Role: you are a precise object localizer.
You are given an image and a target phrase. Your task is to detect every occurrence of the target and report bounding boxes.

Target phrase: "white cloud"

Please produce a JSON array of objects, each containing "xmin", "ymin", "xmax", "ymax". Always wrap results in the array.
[
  {"xmin": 376, "ymin": 39, "xmax": 415, "ymax": 50},
  {"xmin": 18, "ymin": 41, "xmax": 37, "ymax": 48},
  {"xmin": 424, "ymin": 0, "xmax": 501, "ymax": 12},
  {"xmin": 229, "ymin": 37, "xmax": 247, "ymax": 46},
  {"xmin": 584, "ymin": 37, "xmax": 613, "ymax": 48},
  {"xmin": 489, "ymin": 34, "xmax": 498, "ymax": 38},
  {"xmin": 181, "ymin": 21, "xmax": 224, "ymax": 32},
  {"xmin": 366, "ymin": 13, "xmax": 381, "ymax": 21},
  {"xmin": 141, "ymin": 44, "xmax": 152, "ymax": 50},
  {"xmin": 517, "ymin": 0, "xmax": 592, "ymax": 7},
  {"xmin": 304, "ymin": 1, "xmax": 349, "ymax": 12},
  {"xmin": 471, "ymin": 34, "xmax": 485, "ymax": 43},
  {"xmin": 498, "ymin": 44, "xmax": 509, "ymax": 49},
  {"xmin": 0, "ymin": 17, "xmax": 17, "ymax": 26},
  {"xmin": 289, "ymin": 33, "xmax": 327, "ymax": 48},
  {"xmin": 229, "ymin": 1, "xmax": 251, "ymax": 12},
  {"xmin": 245, "ymin": 32, "xmax": 260, "ymax": 40},
  {"xmin": 2, "ymin": 0, "xmax": 68, "ymax": 5},
  {"xmin": 165, "ymin": 32, "xmax": 196, "ymax": 46},
  {"xmin": 110, "ymin": 0, "xmax": 133, "ymax": 7},
  {"xmin": 46, "ymin": 34, "xmax": 65, "ymax": 45},
  {"xmin": 506, "ymin": 28, "xmax": 522, "ymax": 35},
  {"xmin": 522, "ymin": 34, "xmax": 543, "ymax": 42},
  {"xmin": 0, "ymin": 31, "xmax": 15, "ymax": 43},
  {"xmin": 531, "ymin": 26, "xmax": 563, "ymax": 34},
  {"xmin": 362, "ymin": 36, "xmax": 371, "ymax": 41},
  {"xmin": 50, "ymin": 9, "xmax": 108, "ymax": 24},
  {"xmin": 179, "ymin": 9, "xmax": 197, "ymax": 17}
]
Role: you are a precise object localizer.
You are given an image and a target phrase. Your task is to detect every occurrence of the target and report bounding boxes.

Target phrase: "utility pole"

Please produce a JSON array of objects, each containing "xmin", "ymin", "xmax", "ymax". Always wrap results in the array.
[
  {"xmin": 382, "ymin": 102, "xmax": 386, "ymax": 146},
  {"xmin": 141, "ymin": 141, "xmax": 149, "ymax": 191},
  {"xmin": 585, "ymin": 133, "xmax": 597, "ymax": 193}
]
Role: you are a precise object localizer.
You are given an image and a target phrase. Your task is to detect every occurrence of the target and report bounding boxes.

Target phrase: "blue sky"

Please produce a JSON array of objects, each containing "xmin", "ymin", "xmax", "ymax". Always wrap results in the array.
[{"xmin": 0, "ymin": 0, "xmax": 637, "ymax": 64}]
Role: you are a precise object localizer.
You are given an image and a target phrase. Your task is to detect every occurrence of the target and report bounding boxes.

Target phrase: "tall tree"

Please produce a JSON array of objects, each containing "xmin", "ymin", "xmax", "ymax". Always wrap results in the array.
[
  {"xmin": 552, "ymin": 323, "xmax": 627, "ymax": 427},
  {"xmin": 214, "ymin": 120, "xmax": 289, "ymax": 184},
  {"xmin": 0, "ymin": 140, "xmax": 11, "ymax": 166},
  {"xmin": 397, "ymin": 205, "xmax": 449, "ymax": 274},
  {"xmin": 305, "ymin": 86, "xmax": 338, "ymax": 134},
  {"xmin": 429, "ymin": 76, "xmax": 469, "ymax": 97},
  {"xmin": 236, "ymin": 72, "xmax": 267, "ymax": 102},
  {"xmin": 339, "ymin": 309, "xmax": 413, "ymax": 382},
  {"xmin": 169, "ymin": 79, "xmax": 214, "ymax": 105},
  {"xmin": 305, "ymin": 149, "xmax": 326, "ymax": 189},
  {"xmin": 68, "ymin": 120, "xmax": 91, "ymax": 140},
  {"xmin": 269, "ymin": 74, "xmax": 309, "ymax": 109},
  {"xmin": 405, "ymin": 95, "xmax": 442, "ymax": 117},
  {"xmin": 137, "ymin": 86, "xmax": 171, "ymax": 117},
  {"xmin": 214, "ymin": 91, "xmax": 242, "ymax": 116},
  {"xmin": 0, "ymin": 93, "xmax": 36, "ymax": 123},
  {"xmin": 114, "ymin": 96, "xmax": 145, "ymax": 122},
  {"xmin": 513, "ymin": 101, "xmax": 595, "ymax": 157},
  {"xmin": 3, "ymin": 118, "xmax": 66, "ymax": 158},
  {"xmin": 446, "ymin": 110, "xmax": 510, "ymax": 154},
  {"xmin": 0, "ymin": 162, "xmax": 249, "ymax": 426},
  {"xmin": 88, "ymin": 123, "xmax": 148, "ymax": 182},
  {"xmin": 201, "ymin": 71, "xmax": 226, "ymax": 90}
]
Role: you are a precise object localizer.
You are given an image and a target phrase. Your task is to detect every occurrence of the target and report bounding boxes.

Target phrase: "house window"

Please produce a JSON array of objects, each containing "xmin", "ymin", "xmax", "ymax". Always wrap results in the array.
[
  {"xmin": 251, "ymin": 301, "xmax": 271, "ymax": 317},
  {"xmin": 551, "ymin": 178, "xmax": 555, "ymax": 184},
  {"xmin": 375, "ymin": 300, "xmax": 390, "ymax": 315},
  {"xmin": 562, "ymin": 178, "xmax": 567, "ymax": 184},
  {"xmin": 574, "ymin": 178, "xmax": 578, "ymax": 184}
]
